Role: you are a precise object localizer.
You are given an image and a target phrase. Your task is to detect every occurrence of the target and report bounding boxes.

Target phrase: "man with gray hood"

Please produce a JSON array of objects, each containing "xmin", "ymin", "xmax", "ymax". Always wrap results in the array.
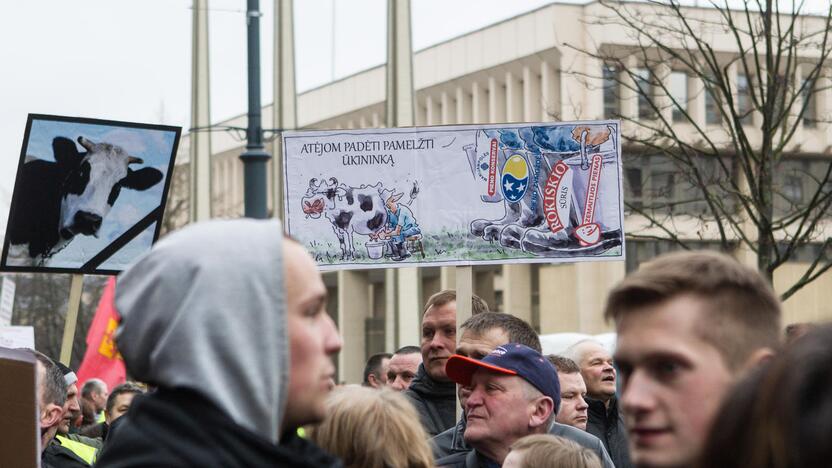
[{"xmin": 96, "ymin": 219, "xmax": 343, "ymax": 467}]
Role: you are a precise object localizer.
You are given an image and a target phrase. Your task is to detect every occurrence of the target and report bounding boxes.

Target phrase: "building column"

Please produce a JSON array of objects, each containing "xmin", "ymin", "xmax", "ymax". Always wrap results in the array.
[
  {"xmin": 472, "ymin": 81, "xmax": 488, "ymax": 123},
  {"xmin": 273, "ymin": 0, "xmax": 296, "ymax": 220},
  {"xmin": 488, "ymin": 76, "xmax": 506, "ymax": 123},
  {"xmin": 190, "ymin": 0, "xmax": 212, "ymax": 223},
  {"xmin": 502, "ymin": 265, "xmax": 532, "ymax": 324},
  {"xmin": 541, "ymin": 59, "xmax": 560, "ymax": 121},
  {"xmin": 441, "ymin": 90, "xmax": 456, "ymax": 124},
  {"xmin": 426, "ymin": 95, "xmax": 439, "ymax": 125},
  {"xmin": 656, "ymin": 62, "xmax": 673, "ymax": 124},
  {"xmin": 620, "ymin": 55, "xmax": 639, "ymax": 122},
  {"xmin": 456, "ymin": 86, "xmax": 472, "ymax": 124},
  {"xmin": 397, "ymin": 268, "xmax": 422, "ymax": 347},
  {"xmin": 522, "ymin": 65, "xmax": 541, "ymax": 122},
  {"xmin": 558, "ymin": 48, "xmax": 586, "ymax": 121},
  {"xmin": 337, "ymin": 270, "xmax": 370, "ymax": 383},
  {"xmin": 538, "ymin": 262, "xmax": 624, "ymax": 334},
  {"xmin": 475, "ymin": 269, "xmax": 497, "ymax": 312},
  {"xmin": 505, "ymin": 71, "xmax": 522, "ymax": 122}
]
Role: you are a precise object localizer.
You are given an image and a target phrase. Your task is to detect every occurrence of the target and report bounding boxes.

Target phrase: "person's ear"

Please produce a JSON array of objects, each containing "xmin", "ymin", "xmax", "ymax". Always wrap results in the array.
[
  {"xmin": 528, "ymin": 397, "xmax": 555, "ymax": 429},
  {"xmin": 40, "ymin": 403, "xmax": 64, "ymax": 428},
  {"xmin": 741, "ymin": 347, "xmax": 776, "ymax": 374}
]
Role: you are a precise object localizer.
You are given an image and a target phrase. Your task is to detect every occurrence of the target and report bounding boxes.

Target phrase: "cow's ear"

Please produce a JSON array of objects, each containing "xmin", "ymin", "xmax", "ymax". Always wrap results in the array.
[
  {"xmin": 52, "ymin": 137, "xmax": 82, "ymax": 167},
  {"xmin": 122, "ymin": 167, "xmax": 163, "ymax": 191}
]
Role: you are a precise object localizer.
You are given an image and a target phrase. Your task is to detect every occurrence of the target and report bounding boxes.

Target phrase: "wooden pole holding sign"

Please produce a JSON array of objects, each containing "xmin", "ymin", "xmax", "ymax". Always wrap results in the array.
[
  {"xmin": 455, "ymin": 265, "xmax": 473, "ymax": 421},
  {"xmin": 59, "ymin": 274, "xmax": 84, "ymax": 365}
]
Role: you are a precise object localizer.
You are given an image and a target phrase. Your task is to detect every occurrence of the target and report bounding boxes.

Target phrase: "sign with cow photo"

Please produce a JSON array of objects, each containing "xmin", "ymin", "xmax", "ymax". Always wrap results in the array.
[
  {"xmin": 1, "ymin": 114, "xmax": 180, "ymax": 274},
  {"xmin": 283, "ymin": 121, "xmax": 625, "ymax": 271}
]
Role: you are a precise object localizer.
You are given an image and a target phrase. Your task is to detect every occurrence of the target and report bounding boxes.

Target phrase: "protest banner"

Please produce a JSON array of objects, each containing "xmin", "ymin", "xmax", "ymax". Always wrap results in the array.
[
  {"xmin": 1, "ymin": 114, "xmax": 181, "ymax": 275},
  {"xmin": 283, "ymin": 121, "xmax": 624, "ymax": 271}
]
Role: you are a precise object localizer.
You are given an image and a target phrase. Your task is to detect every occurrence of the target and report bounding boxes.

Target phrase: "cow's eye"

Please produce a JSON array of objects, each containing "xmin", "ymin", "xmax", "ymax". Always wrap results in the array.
[
  {"xmin": 108, "ymin": 182, "xmax": 122, "ymax": 206},
  {"xmin": 65, "ymin": 161, "xmax": 91, "ymax": 195}
]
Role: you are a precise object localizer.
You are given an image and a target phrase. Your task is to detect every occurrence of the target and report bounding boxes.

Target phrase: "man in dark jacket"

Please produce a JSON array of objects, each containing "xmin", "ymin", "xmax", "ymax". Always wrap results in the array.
[
  {"xmin": 96, "ymin": 220, "xmax": 343, "ymax": 467},
  {"xmin": 405, "ymin": 290, "xmax": 488, "ymax": 436},
  {"xmin": 566, "ymin": 339, "xmax": 631, "ymax": 468},
  {"xmin": 430, "ymin": 313, "xmax": 614, "ymax": 468}
]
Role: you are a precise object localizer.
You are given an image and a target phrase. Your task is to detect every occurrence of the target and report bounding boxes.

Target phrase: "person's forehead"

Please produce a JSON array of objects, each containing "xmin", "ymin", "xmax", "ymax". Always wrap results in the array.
[
  {"xmin": 471, "ymin": 368, "xmax": 521, "ymax": 387},
  {"xmin": 559, "ymin": 372, "xmax": 586, "ymax": 391},
  {"xmin": 284, "ymin": 241, "xmax": 326, "ymax": 306},
  {"xmin": 460, "ymin": 327, "xmax": 509, "ymax": 348},
  {"xmin": 390, "ymin": 353, "xmax": 421, "ymax": 368},
  {"xmin": 615, "ymin": 295, "xmax": 716, "ymax": 362},
  {"xmin": 115, "ymin": 392, "xmax": 135, "ymax": 406},
  {"xmin": 583, "ymin": 346, "xmax": 612, "ymax": 362},
  {"xmin": 423, "ymin": 301, "xmax": 456, "ymax": 326},
  {"xmin": 67, "ymin": 384, "xmax": 78, "ymax": 395}
]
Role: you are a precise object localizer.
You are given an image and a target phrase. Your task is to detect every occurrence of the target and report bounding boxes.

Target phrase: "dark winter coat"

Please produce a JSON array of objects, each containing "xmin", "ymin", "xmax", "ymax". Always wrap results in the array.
[
  {"xmin": 404, "ymin": 363, "xmax": 457, "ymax": 436},
  {"xmin": 587, "ymin": 396, "xmax": 632, "ymax": 468}
]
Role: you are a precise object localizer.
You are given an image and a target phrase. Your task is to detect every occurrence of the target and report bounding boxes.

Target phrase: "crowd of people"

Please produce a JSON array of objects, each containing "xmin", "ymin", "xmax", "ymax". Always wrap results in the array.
[{"xmin": 18, "ymin": 219, "xmax": 832, "ymax": 467}]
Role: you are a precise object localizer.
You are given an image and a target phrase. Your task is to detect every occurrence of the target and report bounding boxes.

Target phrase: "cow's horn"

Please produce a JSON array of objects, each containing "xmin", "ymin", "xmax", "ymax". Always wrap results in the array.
[
  {"xmin": 329, "ymin": 177, "xmax": 338, "ymax": 186},
  {"xmin": 127, "ymin": 156, "xmax": 144, "ymax": 165},
  {"xmin": 309, "ymin": 178, "xmax": 318, "ymax": 187},
  {"xmin": 78, "ymin": 136, "xmax": 94, "ymax": 150}
]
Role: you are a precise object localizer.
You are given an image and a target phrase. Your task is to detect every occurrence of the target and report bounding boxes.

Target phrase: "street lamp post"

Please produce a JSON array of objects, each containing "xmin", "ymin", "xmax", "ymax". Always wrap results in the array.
[{"xmin": 240, "ymin": 0, "xmax": 270, "ymax": 219}]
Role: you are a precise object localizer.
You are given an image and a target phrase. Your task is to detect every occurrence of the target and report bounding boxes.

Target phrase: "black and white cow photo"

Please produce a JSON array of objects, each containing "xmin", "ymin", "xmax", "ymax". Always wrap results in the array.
[{"xmin": 1, "ymin": 115, "xmax": 180, "ymax": 273}]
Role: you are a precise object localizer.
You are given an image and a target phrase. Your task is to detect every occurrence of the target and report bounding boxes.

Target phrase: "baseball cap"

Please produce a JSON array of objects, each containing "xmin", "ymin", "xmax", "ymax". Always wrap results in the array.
[{"xmin": 446, "ymin": 343, "xmax": 560, "ymax": 411}]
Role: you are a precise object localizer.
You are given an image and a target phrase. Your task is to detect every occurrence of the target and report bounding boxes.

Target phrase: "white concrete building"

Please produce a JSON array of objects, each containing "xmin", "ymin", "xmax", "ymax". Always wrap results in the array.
[{"xmin": 173, "ymin": 1, "xmax": 832, "ymax": 383}]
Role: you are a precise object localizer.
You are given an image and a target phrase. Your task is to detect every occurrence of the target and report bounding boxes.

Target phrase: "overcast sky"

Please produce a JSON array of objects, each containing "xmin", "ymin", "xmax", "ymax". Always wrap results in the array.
[
  {"xmin": 0, "ymin": 0, "xmax": 562, "ymax": 227},
  {"xmin": 0, "ymin": 0, "xmax": 827, "ymax": 229}
]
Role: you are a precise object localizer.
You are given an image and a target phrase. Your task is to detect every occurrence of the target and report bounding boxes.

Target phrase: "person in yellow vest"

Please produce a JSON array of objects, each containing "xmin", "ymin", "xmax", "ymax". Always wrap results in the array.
[{"xmin": 43, "ymin": 362, "xmax": 101, "ymax": 467}]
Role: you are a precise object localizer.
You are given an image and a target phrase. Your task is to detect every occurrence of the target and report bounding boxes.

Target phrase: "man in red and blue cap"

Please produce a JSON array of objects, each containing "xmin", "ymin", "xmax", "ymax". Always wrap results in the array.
[{"xmin": 436, "ymin": 343, "xmax": 560, "ymax": 468}]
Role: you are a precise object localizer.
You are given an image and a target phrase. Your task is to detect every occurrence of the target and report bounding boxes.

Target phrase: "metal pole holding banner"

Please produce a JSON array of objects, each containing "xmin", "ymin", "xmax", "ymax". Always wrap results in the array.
[
  {"xmin": 59, "ymin": 274, "xmax": 84, "ymax": 365},
  {"xmin": 455, "ymin": 265, "xmax": 473, "ymax": 421},
  {"xmin": 272, "ymin": 0, "xmax": 297, "ymax": 219},
  {"xmin": 241, "ymin": 0, "xmax": 271, "ymax": 219}
]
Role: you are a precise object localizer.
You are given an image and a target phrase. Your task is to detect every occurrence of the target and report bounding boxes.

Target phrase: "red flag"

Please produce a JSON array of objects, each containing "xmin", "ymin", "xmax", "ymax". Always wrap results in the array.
[{"xmin": 76, "ymin": 277, "xmax": 126, "ymax": 391}]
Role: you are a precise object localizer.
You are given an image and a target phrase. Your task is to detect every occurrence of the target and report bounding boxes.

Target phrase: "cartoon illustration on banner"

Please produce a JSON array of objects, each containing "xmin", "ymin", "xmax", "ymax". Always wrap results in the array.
[{"xmin": 283, "ymin": 121, "xmax": 623, "ymax": 270}]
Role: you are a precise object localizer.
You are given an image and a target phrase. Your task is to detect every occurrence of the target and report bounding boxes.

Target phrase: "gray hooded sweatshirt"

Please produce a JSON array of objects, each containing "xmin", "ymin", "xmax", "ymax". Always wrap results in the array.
[{"xmin": 114, "ymin": 219, "xmax": 289, "ymax": 443}]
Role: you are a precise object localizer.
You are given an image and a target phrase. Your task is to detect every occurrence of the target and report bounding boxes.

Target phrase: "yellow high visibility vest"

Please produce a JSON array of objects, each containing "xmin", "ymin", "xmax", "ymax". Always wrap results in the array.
[{"xmin": 55, "ymin": 435, "xmax": 98, "ymax": 465}]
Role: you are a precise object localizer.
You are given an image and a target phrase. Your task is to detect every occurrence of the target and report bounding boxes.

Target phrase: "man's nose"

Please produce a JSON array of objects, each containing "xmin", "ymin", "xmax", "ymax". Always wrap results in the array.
[
  {"xmin": 577, "ymin": 395, "xmax": 589, "ymax": 410},
  {"xmin": 621, "ymin": 370, "xmax": 656, "ymax": 415},
  {"xmin": 323, "ymin": 313, "xmax": 343, "ymax": 354}
]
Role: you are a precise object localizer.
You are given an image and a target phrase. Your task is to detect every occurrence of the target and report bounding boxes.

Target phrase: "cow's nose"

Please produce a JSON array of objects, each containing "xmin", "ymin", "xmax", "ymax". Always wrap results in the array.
[{"xmin": 74, "ymin": 211, "xmax": 102, "ymax": 235}]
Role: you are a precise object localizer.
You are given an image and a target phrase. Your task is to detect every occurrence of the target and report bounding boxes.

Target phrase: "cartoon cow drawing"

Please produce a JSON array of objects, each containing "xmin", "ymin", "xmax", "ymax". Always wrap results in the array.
[
  {"xmin": 302, "ymin": 178, "xmax": 387, "ymax": 260},
  {"xmin": 7, "ymin": 136, "xmax": 164, "ymax": 265},
  {"xmin": 466, "ymin": 125, "xmax": 622, "ymax": 256}
]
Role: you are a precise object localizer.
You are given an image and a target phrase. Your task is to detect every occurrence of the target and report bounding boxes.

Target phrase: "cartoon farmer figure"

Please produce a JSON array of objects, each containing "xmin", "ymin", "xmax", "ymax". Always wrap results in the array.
[{"xmin": 381, "ymin": 190, "xmax": 420, "ymax": 261}]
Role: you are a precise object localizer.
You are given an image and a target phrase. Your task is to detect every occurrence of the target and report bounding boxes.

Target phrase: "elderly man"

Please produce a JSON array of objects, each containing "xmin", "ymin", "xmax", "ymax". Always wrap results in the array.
[
  {"xmin": 549, "ymin": 356, "xmax": 590, "ymax": 431},
  {"xmin": 362, "ymin": 352, "xmax": 392, "ymax": 388},
  {"xmin": 431, "ymin": 312, "xmax": 613, "ymax": 467},
  {"xmin": 565, "ymin": 339, "xmax": 630, "ymax": 467},
  {"xmin": 405, "ymin": 290, "xmax": 489, "ymax": 436},
  {"xmin": 436, "ymin": 344, "xmax": 559, "ymax": 467},
  {"xmin": 96, "ymin": 219, "xmax": 343, "ymax": 467},
  {"xmin": 386, "ymin": 346, "xmax": 422, "ymax": 392},
  {"xmin": 607, "ymin": 251, "xmax": 781, "ymax": 468}
]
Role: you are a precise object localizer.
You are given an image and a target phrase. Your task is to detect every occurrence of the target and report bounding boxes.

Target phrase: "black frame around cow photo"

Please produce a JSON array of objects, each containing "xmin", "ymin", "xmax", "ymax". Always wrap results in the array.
[{"xmin": 0, "ymin": 114, "xmax": 181, "ymax": 274}]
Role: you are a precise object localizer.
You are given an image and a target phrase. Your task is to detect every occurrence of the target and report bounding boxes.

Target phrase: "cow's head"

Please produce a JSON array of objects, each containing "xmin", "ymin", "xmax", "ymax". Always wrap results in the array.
[
  {"xmin": 58, "ymin": 136, "xmax": 163, "ymax": 239},
  {"xmin": 301, "ymin": 177, "xmax": 344, "ymax": 219}
]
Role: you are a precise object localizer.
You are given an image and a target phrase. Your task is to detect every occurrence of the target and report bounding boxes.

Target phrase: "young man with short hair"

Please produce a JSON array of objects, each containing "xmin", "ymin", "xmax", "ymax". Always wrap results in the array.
[
  {"xmin": 607, "ymin": 250, "xmax": 781, "ymax": 468},
  {"xmin": 386, "ymin": 346, "xmax": 422, "ymax": 392},
  {"xmin": 549, "ymin": 355, "xmax": 590, "ymax": 431},
  {"xmin": 362, "ymin": 352, "xmax": 392, "ymax": 389}
]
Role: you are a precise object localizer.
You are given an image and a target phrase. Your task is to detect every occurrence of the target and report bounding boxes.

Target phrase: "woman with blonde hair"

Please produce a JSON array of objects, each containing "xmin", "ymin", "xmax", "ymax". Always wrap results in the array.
[
  {"xmin": 503, "ymin": 434, "xmax": 602, "ymax": 468},
  {"xmin": 311, "ymin": 386, "xmax": 434, "ymax": 468}
]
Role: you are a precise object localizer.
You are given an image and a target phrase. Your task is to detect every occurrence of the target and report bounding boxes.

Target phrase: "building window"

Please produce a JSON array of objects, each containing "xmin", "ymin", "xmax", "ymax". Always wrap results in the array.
[
  {"xmin": 802, "ymin": 77, "xmax": 818, "ymax": 128},
  {"xmin": 603, "ymin": 64, "xmax": 620, "ymax": 119},
  {"xmin": 670, "ymin": 71, "xmax": 688, "ymax": 122},
  {"xmin": 737, "ymin": 72, "xmax": 753, "ymax": 125},
  {"xmin": 635, "ymin": 68, "xmax": 655, "ymax": 120}
]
